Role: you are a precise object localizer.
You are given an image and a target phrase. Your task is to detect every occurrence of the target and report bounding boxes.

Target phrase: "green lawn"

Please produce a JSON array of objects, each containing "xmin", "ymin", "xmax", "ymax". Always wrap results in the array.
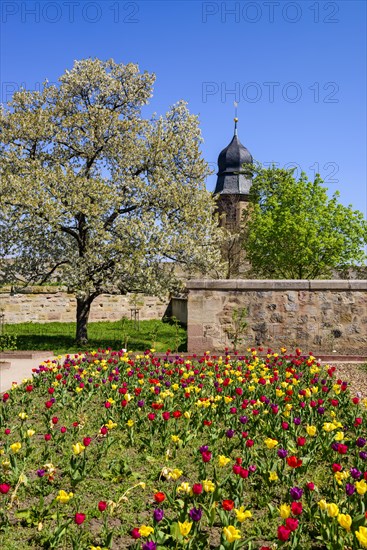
[{"xmin": 3, "ymin": 319, "xmax": 187, "ymax": 354}]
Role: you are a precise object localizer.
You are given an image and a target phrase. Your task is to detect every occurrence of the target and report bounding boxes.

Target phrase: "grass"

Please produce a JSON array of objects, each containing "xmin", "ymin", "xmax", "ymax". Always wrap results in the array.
[{"xmin": 3, "ymin": 319, "xmax": 187, "ymax": 354}]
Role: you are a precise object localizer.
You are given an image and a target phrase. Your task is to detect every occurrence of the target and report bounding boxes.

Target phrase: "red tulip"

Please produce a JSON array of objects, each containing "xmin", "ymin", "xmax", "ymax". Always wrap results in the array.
[
  {"xmin": 222, "ymin": 499, "xmax": 234, "ymax": 511},
  {"xmin": 74, "ymin": 513, "xmax": 86, "ymax": 525},
  {"xmin": 192, "ymin": 484, "xmax": 203, "ymax": 495},
  {"xmin": 285, "ymin": 517, "xmax": 299, "ymax": 531},
  {"xmin": 0, "ymin": 483, "xmax": 11, "ymax": 494},
  {"xmin": 278, "ymin": 525, "xmax": 291, "ymax": 541},
  {"xmin": 98, "ymin": 501, "xmax": 107, "ymax": 512}
]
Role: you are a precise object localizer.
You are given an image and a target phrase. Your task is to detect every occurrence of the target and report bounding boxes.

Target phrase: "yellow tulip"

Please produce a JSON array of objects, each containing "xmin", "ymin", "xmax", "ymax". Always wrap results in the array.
[
  {"xmin": 167, "ymin": 468, "xmax": 182, "ymax": 481},
  {"xmin": 269, "ymin": 471, "xmax": 279, "ymax": 481},
  {"xmin": 327, "ymin": 503, "xmax": 339, "ymax": 517},
  {"xmin": 105, "ymin": 420, "xmax": 117, "ymax": 430},
  {"xmin": 178, "ymin": 520, "xmax": 192, "ymax": 536},
  {"xmin": 218, "ymin": 455, "xmax": 231, "ymax": 467},
  {"xmin": 355, "ymin": 480, "xmax": 367, "ymax": 495},
  {"xmin": 10, "ymin": 442, "xmax": 22, "ymax": 454},
  {"xmin": 18, "ymin": 412, "xmax": 28, "ymax": 420},
  {"xmin": 323, "ymin": 422, "xmax": 337, "ymax": 432},
  {"xmin": 355, "ymin": 526, "xmax": 367, "ymax": 548},
  {"xmin": 264, "ymin": 438, "xmax": 278, "ymax": 449},
  {"xmin": 223, "ymin": 525, "xmax": 241, "ymax": 543},
  {"xmin": 203, "ymin": 479, "xmax": 215, "ymax": 492},
  {"xmin": 139, "ymin": 525, "xmax": 154, "ymax": 537},
  {"xmin": 234, "ymin": 506, "xmax": 252, "ymax": 523},
  {"xmin": 177, "ymin": 482, "xmax": 191, "ymax": 494},
  {"xmin": 56, "ymin": 490, "xmax": 73, "ymax": 504},
  {"xmin": 337, "ymin": 513, "xmax": 352, "ymax": 531},
  {"xmin": 306, "ymin": 425, "xmax": 317, "ymax": 437},
  {"xmin": 318, "ymin": 499, "xmax": 328, "ymax": 511},
  {"xmin": 279, "ymin": 503, "xmax": 291, "ymax": 519},
  {"xmin": 72, "ymin": 442, "xmax": 85, "ymax": 455}
]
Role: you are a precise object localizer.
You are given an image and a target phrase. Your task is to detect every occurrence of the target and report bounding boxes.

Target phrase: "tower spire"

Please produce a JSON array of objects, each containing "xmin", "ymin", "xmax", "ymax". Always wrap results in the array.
[{"xmin": 234, "ymin": 101, "xmax": 238, "ymax": 136}]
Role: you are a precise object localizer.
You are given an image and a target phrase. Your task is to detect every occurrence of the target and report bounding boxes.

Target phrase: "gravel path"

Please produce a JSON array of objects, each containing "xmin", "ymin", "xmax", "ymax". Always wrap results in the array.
[{"xmin": 326, "ymin": 361, "xmax": 367, "ymax": 399}]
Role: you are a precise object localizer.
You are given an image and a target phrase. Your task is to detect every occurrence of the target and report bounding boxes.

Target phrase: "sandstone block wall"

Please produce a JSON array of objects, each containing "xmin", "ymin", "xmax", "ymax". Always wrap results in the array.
[
  {"xmin": 0, "ymin": 288, "xmax": 169, "ymax": 324},
  {"xmin": 187, "ymin": 280, "xmax": 367, "ymax": 354}
]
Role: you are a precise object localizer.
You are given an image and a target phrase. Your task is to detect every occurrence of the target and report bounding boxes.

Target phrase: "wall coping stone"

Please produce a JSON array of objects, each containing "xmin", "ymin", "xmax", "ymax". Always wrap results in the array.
[{"xmin": 186, "ymin": 279, "xmax": 367, "ymax": 291}]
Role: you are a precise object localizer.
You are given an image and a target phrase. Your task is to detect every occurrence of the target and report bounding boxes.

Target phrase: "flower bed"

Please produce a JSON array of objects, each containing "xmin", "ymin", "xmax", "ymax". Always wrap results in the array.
[{"xmin": 0, "ymin": 348, "xmax": 367, "ymax": 549}]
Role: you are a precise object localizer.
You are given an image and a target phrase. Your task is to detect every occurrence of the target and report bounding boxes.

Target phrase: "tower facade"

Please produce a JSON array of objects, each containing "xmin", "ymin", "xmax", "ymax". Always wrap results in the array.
[{"xmin": 214, "ymin": 120, "xmax": 253, "ymax": 276}]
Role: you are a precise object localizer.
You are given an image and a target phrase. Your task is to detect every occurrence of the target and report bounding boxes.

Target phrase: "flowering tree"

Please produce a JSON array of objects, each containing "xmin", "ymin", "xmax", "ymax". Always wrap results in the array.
[
  {"xmin": 0, "ymin": 59, "xmax": 223, "ymax": 343},
  {"xmin": 243, "ymin": 165, "xmax": 367, "ymax": 279}
]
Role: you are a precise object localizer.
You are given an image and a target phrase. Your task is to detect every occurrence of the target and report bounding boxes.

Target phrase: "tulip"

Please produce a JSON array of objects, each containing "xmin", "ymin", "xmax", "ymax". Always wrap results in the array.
[
  {"xmin": 223, "ymin": 525, "xmax": 241, "ymax": 543},
  {"xmin": 153, "ymin": 508, "xmax": 164, "ymax": 522},
  {"xmin": 178, "ymin": 520, "xmax": 192, "ymax": 536},
  {"xmin": 337, "ymin": 513, "xmax": 352, "ymax": 531},
  {"xmin": 279, "ymin": 504, "xmax": 291, "ymax": 519},
  {"xmin": 74, "ymin": 513, "xmax": 86, "ymax": 525},
  {"xmin": 327, "ymin": 503, "xmax": 339, "ymax": 517},
  {"xmin": 131, "ymin": 527, "xmax": 141, "ymax": 539},
  {"xmin": 139, "ymin": 525, "xmax": 154, "ymax": 537},
  {"xmin": 56, "ymin": 490, "xmax": 74, "ymax": 504},
  {"xmin": 355, "ymin": 526, "xmax": 367, "ymax": 548},
  {"xmin": 10, "ymin": 442, "xmax": 22, "ymax": 453},
  {"xmin": 222, "ymin": 499, "xmax": 235, "ymax": 511},
  {"xmin": 234, "ymin": 506, "xmax": 251, "ymax": 522},
  {"xmin": 0, "ymin": 483, "xmax": 11, "ymax": 494},
  {"xmin": 189, "ymin": 507, "xmax": 202, "ymax": 522},
  {"xmin": 277, "ymin": 525, "xmax": 291, "ymax": 541}
]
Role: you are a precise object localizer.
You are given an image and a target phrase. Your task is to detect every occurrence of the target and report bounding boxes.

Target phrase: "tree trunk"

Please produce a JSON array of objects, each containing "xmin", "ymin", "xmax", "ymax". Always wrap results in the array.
[{"xmin": 76, "ymin": 296, "xmax": 94, "ymax": 346}]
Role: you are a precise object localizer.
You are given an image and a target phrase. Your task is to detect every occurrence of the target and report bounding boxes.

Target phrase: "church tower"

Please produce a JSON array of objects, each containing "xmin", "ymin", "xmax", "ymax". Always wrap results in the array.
[
  {"xmin": 214, "ymin": 118, "xmax": 253, "ymax": 277},
  {"xmin": 214, "ymin": 117, "xmax": 253, "ymax": 231}
]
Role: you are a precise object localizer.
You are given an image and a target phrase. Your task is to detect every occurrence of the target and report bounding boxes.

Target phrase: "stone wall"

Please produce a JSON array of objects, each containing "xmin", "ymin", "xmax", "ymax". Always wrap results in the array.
[
  {"xmin": 187, "ymin": 280, "xmax": 367, "ymax": 354},
  {"xmin": 0, "ymin": 288, "xmax": 169, "ymax": 324}
]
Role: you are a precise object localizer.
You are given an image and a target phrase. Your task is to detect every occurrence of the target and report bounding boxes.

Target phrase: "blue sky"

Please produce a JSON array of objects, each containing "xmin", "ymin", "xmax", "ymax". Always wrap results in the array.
[{"xmin": 1, "ymin": 0, "xmax": 366, "ymax": 214}]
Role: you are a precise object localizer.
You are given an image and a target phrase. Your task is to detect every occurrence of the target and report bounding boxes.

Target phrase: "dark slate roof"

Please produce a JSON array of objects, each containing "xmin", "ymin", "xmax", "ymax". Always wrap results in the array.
[{"xmin": 214, "ymin": 126, "xmax": 253, "ymax": 195}]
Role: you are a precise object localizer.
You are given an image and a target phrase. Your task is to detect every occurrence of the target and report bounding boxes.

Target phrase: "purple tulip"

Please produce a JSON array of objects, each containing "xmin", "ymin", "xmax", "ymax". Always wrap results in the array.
[
  {"xmin": 226, "ymin": 429, "xmax": 235, "ymax": 438},
  {"xmin": 345, "ymin": 483, "xmax": 355, "ymax": 496},
  {"xmin": 350, "ymin": 468, "xmax": 362, "ymax": 480},
  {"xmin": 153, "ymin": 508, "xmax": 164, "ymax": 522},
  {"xmin": 189, "ymin": 507, "xmax": 203, "ymax": 522},
  {"xmin": 293, "ymin": 417, "xmax": 301, "ymax": 425},
  {"xmin": 359, "ymin": 451, "xmax": 367, "ymax": 460},
  {"xmin": 356, "ymin": 438, "xmax": 366, "ymax": 448},
  {"xmin": 290, "ymin": 487, "xmax": 303, "ymax": 501},
  {"xmin": 142, "ymin": 542, "xmax": 157, "ymax": 550},
  {"xmin": 239, "ymin": 416, "xmax": 248, "ymax": 424},
  {"xmin": 277, "ymin": 448, "xmax": 288, "ymax": 458}
]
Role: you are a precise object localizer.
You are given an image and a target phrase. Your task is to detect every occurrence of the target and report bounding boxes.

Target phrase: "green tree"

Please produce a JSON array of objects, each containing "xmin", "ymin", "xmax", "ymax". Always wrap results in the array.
[
  {"xmin": 0, "ymin": 59, "xmax": 223, "ymax": 344},
  {"xmin": 243, "ymin": 165, "xmax": 367, "ymax": 279}
]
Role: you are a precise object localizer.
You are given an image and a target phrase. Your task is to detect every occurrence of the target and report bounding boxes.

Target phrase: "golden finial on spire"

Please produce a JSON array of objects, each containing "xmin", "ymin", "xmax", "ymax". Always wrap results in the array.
[{"xmin": 234, "ymin": 102, "xmax": 238, "ymax": 135}]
